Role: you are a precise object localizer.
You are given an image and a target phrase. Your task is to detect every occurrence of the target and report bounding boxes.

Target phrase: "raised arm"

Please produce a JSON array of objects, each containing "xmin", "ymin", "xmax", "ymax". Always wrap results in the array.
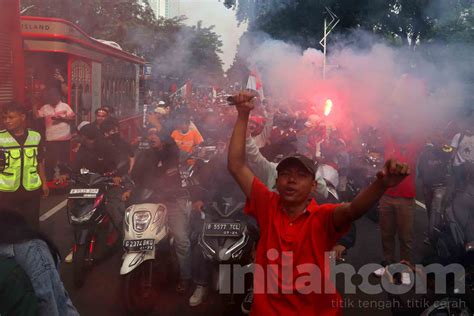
[
  {"xmin": 227, "ymin": 91, "xmax": 258, "ymax": 198},
  {"xmin": 333, "ymin": 159, "xmax": 409, "ymax": 230}
]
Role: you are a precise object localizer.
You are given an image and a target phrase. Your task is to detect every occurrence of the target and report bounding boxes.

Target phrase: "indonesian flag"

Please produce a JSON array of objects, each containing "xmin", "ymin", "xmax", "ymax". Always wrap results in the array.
[
  {"xmin": 246, "ymin": 70, "xmax": 264, "ymax": 100},
  {"xmin": 175, "ymin": 80, "xmax": 192, "ymax": 99}
]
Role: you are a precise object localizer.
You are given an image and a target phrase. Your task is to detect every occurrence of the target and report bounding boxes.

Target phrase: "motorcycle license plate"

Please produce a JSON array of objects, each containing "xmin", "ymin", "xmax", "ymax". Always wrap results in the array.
[
  {"xmin": 123, "ymin": 239, "xmax": 155, "ymax": 252},
  {"xmin": 69, "ymin": 188, "xmax": 99, "ymax": 199},
  {"xmin": 204, "ymin": 222, "xmax": 241, "ymax": 237}
]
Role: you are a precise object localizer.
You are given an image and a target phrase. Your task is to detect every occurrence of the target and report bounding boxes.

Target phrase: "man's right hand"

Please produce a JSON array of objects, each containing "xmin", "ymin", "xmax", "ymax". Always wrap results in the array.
[
  {"xmin": 122, "ymin": 190, "xmax": 132, "ymax": 202},
  {"xmin": 229, "ymin": 90, "xmax": 257, "ymax": 115},
  {"xmin": 192, "ymin": 200, "xmax": 204, "ymax": 212}
]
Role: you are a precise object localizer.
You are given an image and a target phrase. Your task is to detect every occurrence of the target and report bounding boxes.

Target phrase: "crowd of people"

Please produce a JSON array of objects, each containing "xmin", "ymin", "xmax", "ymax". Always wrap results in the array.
[{"xmin": 0, "ymin": 82, "xmax": 473, "ymax": 315}]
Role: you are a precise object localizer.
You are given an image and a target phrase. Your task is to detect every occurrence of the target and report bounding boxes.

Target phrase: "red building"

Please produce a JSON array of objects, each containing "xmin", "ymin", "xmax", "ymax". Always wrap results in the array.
[{"xmin": 0, "ymin": 0, "xmax": 24, "ymax": 104}]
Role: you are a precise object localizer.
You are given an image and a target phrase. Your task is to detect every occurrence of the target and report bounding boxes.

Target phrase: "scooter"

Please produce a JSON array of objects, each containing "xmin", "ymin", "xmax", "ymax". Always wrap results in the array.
[
  {"xmin": 120, "ymin": 145, "xmax": 198, "ymax": 314},
  {"xmin": 67, "ymin": 168, "xmax": 120, "ymax": 288},
  {"xmin": 120, "ymin": 188, "xmax": 174, "ymax": 314}
]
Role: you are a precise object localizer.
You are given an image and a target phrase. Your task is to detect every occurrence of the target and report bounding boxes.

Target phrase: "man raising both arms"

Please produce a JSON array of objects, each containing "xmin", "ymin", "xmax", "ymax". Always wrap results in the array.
[{"xmin": 227, "ymin": 91, "xmax": 410, "ymax": 316}]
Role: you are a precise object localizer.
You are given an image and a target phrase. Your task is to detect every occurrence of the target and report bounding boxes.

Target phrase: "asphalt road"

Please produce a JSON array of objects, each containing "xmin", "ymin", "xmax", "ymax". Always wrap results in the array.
[{"xmin": 38, "ymin": 192, "xmax": 434, "ymax": 316}]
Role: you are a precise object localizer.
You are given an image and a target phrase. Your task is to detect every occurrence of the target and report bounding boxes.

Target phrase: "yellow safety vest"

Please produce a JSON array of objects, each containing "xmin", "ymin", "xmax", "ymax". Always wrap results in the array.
[{"xmin": 0, "ymin": 129, "xmax": 42, "ymax": 192}]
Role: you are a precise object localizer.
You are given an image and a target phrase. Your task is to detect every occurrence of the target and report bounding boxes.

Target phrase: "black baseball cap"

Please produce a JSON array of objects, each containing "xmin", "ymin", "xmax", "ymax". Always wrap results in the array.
[{"xmin": 276, "ymin": 154, "xmax": 316, "ymax": 176}]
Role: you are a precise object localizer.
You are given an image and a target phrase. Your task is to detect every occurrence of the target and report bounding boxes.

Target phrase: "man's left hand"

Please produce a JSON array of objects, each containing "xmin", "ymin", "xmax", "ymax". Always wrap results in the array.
[
  {"xmin": 377, "ymin": 159, "xmax": 410, "ymax": 188},
  {"xmin": 331, "ymin": 244, "xmax": 347, "ymax": 260}
]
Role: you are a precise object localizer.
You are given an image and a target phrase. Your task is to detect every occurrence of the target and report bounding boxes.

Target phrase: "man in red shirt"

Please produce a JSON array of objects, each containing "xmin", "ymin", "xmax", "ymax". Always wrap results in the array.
[
  {"xmin": 379, "ymin": 134, "xmax": 421, "ymax": 266},
  {"xmin": 227, "ymin": 91, "xmax": 410, "ymax": 316}
]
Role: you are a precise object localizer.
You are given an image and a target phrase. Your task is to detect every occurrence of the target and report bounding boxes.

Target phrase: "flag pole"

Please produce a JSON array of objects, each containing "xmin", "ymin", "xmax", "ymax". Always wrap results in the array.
[
  {"xmin": 319, "ymin": 7, "xmax": 340, "ymax": 80},
  {"xmin": 323, "ymin": 18, "xmax": 327, "ymax": 80}
]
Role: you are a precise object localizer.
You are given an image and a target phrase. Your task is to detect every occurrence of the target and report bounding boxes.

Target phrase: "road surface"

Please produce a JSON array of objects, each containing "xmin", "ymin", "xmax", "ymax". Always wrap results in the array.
[{"xmin": 39, "ymin": 192, "xmax": 434, "ymax": 316}]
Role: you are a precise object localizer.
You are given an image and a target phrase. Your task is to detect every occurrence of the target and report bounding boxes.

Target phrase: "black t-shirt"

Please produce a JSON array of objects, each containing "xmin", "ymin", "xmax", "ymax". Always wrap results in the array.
[
  {"xmin": 106, "ymin": 137, "xmax": 134, "ymax": 175},
  {"xmin": 72, "ymin": 138, "xmax": 118, "ymax": 174},
  {"xmin": 131, "ymin": 143, "xmax": 181, "ymax": 200},
  {"xmin": 194, "ymin": 153, "xmax": 243, "ymax": 202},
  {"xmin": 110, "ymin": 137, "xmax": 134, "ymax": 158}
]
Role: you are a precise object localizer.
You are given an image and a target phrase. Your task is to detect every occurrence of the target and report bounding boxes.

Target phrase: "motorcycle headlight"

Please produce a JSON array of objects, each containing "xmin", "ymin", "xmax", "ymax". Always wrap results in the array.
[
  {"xmin": 71, "ymin": 207, "xmax": 96, "ymax": 223},
  {"xmin": 133, "ymin": 211, "xmax": 152, "ymax": 233}
]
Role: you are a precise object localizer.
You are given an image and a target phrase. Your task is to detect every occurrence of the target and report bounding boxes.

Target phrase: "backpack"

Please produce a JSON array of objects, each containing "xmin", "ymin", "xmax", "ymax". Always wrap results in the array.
[{"xmin": 0, "ymin": 257, "xmax": 38, "ymax": 316}]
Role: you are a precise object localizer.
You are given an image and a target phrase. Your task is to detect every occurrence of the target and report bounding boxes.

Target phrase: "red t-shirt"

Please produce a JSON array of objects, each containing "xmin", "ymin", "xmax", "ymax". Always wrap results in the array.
[
  {"xmin": 245, "ymin": 177, "xmax": 350, "ymax": 316},
  {"xmin": 383, "ymin": 138, "xmax": 420, "ymax": 198}
]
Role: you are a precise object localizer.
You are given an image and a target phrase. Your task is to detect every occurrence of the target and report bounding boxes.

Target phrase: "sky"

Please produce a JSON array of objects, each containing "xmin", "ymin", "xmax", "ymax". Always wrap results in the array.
[{"xmin": 179, "ymin": 0, "xmax": 247, "ymax": 70}]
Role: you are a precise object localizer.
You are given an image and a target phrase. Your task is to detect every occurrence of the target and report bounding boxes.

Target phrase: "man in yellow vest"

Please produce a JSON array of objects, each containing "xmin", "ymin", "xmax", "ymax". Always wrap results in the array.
[{"xmin": 0, "ymin": 102, "xmax": 48, "ymax": 230}]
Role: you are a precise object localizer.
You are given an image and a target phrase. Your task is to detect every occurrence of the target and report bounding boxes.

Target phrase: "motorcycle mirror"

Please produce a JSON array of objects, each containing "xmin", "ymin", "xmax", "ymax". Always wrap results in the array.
[{"xmin": 116, "ymin": 159, "xmax": 129, "ymax": 175}]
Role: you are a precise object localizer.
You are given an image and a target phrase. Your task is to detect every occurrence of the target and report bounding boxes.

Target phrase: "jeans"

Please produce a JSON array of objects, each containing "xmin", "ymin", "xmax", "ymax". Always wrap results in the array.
[
  {"xmin": 379, "ymin": 195, "xmax": 415, "ymax": 263},
  {"xmin": 167, "ymin": 200, "xmax": 192, "ymax": 280},
  {"xmin": 45, "ymin": 141, "xmax": 70, "ymax": 181},
  {"xmin": 452, "ymin": 185, "xmax": 474, "ymax": 243},
  {"xmin": 422, "ymin": 186, "xmax": 447, "ymax": 239},
  {"xmin": 192, "ymin": 246, "xmax": 212, "ymax": 286},
  {"xmin": 0, "ymin": 240, "xmax": 79, "ymax": 316}
]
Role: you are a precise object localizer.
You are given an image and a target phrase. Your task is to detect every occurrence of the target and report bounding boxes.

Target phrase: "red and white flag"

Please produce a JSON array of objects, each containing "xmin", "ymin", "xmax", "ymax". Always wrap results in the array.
[
  {"xmin": 174, "ymin": 80, "xmax": 192, "ymax": 99},
  {"xmin": 246, "ymin": 70, "xmax": 264, "ymax": 100}
]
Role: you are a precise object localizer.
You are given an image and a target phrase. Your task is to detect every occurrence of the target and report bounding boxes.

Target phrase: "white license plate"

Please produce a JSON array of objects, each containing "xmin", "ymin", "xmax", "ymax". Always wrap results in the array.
[
  {"xmin": 123, "ymin": 239, "xmax": 155, "ymax": 252},
  {"xmin": 204, "ymin": 222, "xmax": 242, "ymax": 237},
  {"xmin": 70, "ymin": 188, "xmax": 99, "ymax": 194}
]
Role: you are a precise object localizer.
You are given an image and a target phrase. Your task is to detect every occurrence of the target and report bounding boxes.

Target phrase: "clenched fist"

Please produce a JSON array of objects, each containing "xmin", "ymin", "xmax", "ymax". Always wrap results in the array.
[
  {"xmin": 376, "ymin": 159, "xmax": 410, "ymax": 188},
  {"xmin": 228, "ymin": 90, "xmax": 258, "ymax": 115}
]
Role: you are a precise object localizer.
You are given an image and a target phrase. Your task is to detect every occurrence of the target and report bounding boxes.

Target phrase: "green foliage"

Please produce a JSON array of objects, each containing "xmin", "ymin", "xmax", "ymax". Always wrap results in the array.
[
  {"xmin": 20, "ymin": 0, "xmax": 224, "ymax": 84},
  {"xmin": 185, "ymin": 22, "xmax": 225, "ymax": 85},
  {"xmin": 225, "ymin": 0, "xmax": 473, "ymax": 48},
  {"xmin": 226, "ymin": 48, "xmax": 249, "ymax": 86}
]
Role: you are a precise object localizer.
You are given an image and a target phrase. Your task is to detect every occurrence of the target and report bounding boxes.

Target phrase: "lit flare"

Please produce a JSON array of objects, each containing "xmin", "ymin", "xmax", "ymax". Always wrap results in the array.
[{"xmin": 324, "ymin": 99, "xmax": 333, "ymax": 116}]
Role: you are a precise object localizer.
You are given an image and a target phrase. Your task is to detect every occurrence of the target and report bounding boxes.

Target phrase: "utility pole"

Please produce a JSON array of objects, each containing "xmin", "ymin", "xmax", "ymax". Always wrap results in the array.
[{"xmin": 319, "ymin": 7, "xmax": 339, "ymax": 79}]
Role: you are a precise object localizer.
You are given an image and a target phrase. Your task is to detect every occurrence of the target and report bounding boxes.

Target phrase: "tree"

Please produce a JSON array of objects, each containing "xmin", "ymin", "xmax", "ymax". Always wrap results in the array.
[
  {"xmin": 226, "ymin": 49, "xmax": 250, "ymax": 87},
  {"xmin": 20, "ymin": 0, "xmax": 225, "ymax": 85},
  {"xmin": 187, "ymin": 22, "xmax": 225, "ymax": 85},
  {"xmin": 223, "ymin": 0, "xmax": 473, "ymax": 48}
]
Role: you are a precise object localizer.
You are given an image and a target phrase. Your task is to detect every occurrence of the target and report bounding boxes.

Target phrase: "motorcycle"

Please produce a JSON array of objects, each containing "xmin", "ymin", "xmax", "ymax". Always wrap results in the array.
[
  {"xmin": 67, "ymin": 168, "xmax": 121, "ymax": 288},
  {"xmin": 120, "ymin": 145, "xmax": 211, "ymax": 314},
  {"xmin": 196, "ymin": 196, "xmax": 259, "ymax": 310},
  {"xmin": 347, "ymin": 148, "xmax": 384, "ymax": 222},
  {"xmin": 120, "ymin": 188, "xmax": 176, "ymax": 314},
  {"xmin": 421, "ymin": 187, "xmax": 474, "ymax": 316}
]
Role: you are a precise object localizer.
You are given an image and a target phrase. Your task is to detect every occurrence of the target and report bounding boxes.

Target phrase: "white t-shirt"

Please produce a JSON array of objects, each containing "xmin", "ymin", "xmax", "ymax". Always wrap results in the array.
[
  {"xmin": 38, "ymin": 102, "xmax": 75, "ymax": 141},
  {"xmin": 450, "ymin": 132, "xmax": 474, "ymax": 166}
]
